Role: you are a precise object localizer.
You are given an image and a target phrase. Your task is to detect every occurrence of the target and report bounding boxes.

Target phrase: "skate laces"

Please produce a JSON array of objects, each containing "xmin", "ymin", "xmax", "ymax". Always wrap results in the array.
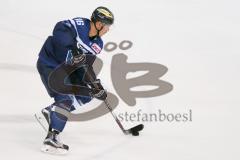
[{"xmin": 52, "ymin": 131, "xmax": 64, "ymax": 146}]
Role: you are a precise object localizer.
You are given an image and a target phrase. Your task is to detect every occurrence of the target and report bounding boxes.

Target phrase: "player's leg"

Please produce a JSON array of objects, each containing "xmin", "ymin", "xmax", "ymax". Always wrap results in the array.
[
  {"xmin": 66, "ymin": 66, "xmax": 93, "ymax": 106},
  {"xmin": 41, "ymin": 97, "xmax": 72, "ymax": 153},
  {"xmin": 37, "ymin": 60, "xmax": 72, "ymax": 153}
]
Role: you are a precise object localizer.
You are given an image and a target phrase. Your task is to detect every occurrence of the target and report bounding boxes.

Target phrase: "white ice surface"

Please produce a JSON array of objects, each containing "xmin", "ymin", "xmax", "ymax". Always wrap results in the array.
[{"xmin": 0, "ymin": 0, "xmax": 239, "ymax": 159}]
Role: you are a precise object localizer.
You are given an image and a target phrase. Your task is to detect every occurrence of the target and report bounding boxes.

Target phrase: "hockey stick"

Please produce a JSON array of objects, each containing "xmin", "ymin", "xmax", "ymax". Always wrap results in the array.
[
  {"xmin": 83, "ymin": 65, "xmax": 144, "ymax": 136},
  {"xmin": 104, "ymin": 99, "xmax": 144, "ymax": 136}
]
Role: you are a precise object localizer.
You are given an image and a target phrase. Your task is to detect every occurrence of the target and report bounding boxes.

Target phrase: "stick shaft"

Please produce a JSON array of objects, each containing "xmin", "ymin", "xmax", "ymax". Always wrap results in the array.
[
  {"xmin": 104, "ymin": 100, "xmax": 128, "ymax": 134},
  {"xmin": 84, "ymin": 66, "xmax": 129, "ymax": 134}
]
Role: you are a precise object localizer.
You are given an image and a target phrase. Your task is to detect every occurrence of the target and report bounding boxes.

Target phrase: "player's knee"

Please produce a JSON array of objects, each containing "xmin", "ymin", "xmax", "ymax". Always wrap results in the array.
[{"xmin": 76, "ymin": 96, "xmax": 92, "ymax": 105}]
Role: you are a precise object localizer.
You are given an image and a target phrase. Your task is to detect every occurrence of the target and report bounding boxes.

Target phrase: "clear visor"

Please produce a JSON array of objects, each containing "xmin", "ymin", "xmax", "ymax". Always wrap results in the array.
[{"xmin": 102, "ymin": 22, "xmax": 115, "ymax": 31}]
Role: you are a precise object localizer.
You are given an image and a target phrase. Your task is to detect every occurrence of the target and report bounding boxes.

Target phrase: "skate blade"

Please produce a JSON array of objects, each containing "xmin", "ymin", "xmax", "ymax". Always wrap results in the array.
[
  {"xmin": 41, "ymin": 144, "xmax": 68, "ymax": 155},
  {"xmin": 34, "ymin": 113, "xmax": 48, "ymax": 132}
]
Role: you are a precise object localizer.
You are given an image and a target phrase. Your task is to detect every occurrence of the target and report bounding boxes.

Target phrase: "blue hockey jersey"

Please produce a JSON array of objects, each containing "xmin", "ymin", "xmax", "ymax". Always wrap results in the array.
[{"xmin": 38, "ymin": 17, "xmax": 103, "ymax": 67}]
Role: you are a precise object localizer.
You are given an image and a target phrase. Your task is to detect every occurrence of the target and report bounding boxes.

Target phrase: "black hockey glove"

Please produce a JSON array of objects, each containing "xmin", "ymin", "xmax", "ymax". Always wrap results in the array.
[
  {"xmin": 88, "ymin": 79, "xmax": 107, "ymax": 101},
  {"xmin": 66, "ymin": 45, "xmax": 86, "ymax": 65}
]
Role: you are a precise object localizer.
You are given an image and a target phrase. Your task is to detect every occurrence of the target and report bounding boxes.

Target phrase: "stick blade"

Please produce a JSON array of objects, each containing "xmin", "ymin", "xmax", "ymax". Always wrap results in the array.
[
  {"xmin": 130, "ymin": 124, "xmax": 144, "ymax": 132},
  {"xmin": 128, "ymin": 124, "xmax": 144, "ymax": 136}
]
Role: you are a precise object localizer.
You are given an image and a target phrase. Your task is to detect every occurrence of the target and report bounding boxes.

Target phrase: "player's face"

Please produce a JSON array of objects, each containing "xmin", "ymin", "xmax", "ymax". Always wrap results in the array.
[{"xmin": 97, "ymin": 22, "xmax": 111, "ymax": 37}]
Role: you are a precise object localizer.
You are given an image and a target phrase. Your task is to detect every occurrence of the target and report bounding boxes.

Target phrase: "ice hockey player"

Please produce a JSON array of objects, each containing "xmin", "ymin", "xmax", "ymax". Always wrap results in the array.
[{"xmin": 36, "ymin": 6, "xmax": 114, "ymax": 154}]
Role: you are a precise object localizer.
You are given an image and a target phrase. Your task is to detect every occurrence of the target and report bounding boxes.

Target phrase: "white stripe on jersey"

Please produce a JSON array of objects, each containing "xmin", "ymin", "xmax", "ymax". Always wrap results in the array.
[{"xmin": 69, "ymin": 19, "xmax": 97, "ymax": 55}]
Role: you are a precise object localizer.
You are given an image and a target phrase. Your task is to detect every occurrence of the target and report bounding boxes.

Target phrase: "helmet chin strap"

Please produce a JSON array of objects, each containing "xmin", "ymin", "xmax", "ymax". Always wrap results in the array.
[{"xmin": 92, "ymin": 22, "xmax": 104, "ymax": 38}]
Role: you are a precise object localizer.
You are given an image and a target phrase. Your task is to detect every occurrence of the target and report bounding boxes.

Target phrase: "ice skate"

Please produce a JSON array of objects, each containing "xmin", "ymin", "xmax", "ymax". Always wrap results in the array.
[{"xmin": 41, "ymin": 130, "xmax": 69, "ymax": 155}]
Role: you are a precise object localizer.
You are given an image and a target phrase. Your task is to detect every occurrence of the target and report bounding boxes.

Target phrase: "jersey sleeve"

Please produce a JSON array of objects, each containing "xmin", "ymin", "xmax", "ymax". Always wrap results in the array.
[{"xmin": 52, "ymin": 20, "xmax": 77, "ymax": 50}]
